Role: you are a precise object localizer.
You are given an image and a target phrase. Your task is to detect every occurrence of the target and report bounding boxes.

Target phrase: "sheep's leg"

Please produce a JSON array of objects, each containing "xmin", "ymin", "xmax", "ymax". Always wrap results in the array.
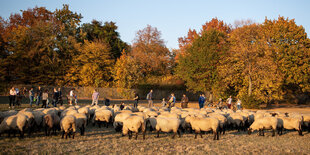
[
  {"xmin": 272, "ymin": 129, "xmax": 275, "ymax": 137},
  {"xmin": 298, "ymin": 129, "xmax": 303, "ymax": 136},
  {"xmin": 61, "ymin": 131, "xmax": 65, "ymax": 139},
  {"xmin": 213, "ymin": 130, "xmax": 217, "ymax": 140},
  {"xmin": 194, "ymin": 130, "xmax": 198, "ymax": 139},
  {"xmin": 200, "ymin": 132, "xmax": 203, "ymax": 138},
  {"xmin": 223, "ymin": 125, "xmax": 226, "ymax": 135},
  {"xmin": 65, "ymin": 132, "xmax": 68, "ymax": 139},
  {"xmin": 98, "ymin": 121, "xmax": 101, "ymax": 128},
  {"xmin": 156, "ymin": 130, "xmax": 160, "ymax": 138},
  {"xmin": 135, "ymin": 132, "xmax": 138, "ymax": 140},
  {"xmin": 128, "ymin": 131, "xmax": 131, "ymax": 139},
  {"xmin": 45, "ymin": 127, "xmax": 48, "ymax": 136},
  {"xmin": 177, "ymin": 130, "xmax": 181, "ymax": 138},
  {"xmin": 142, "ymin": 131, "xmax": 145, "ymax": 140},
  {"xmin": 106, "ymin": 122, "xmax": 109, "ymax": 128},
  {"xmin": 217, "ymin": 131, "xmax": 219, "ymax": 140},
  {"xmin": 72, "ymin": 132, "xmax": 75, "ymax": 139},
  {"xmin": 261, "ymin": 129, "xmax": 264, "ymax": 136},
  {"xmin": 172, "ymin": 132, "xmax": 176, "ymax": 139},
  {"xmin": 19, "ymin": 130, "xmax": 24, "ymax": 139}
]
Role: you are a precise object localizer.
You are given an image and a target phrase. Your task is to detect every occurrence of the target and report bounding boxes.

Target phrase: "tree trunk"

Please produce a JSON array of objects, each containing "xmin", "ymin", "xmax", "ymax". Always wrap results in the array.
[{"xmin": 248, "ymin": 76, "xmax": 252, "ymax": 96}]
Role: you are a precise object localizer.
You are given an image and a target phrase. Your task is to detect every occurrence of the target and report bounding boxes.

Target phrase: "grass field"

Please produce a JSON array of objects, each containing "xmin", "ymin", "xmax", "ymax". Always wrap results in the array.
[{"xmin": 0, "ymin": 97, "xmax": 310, "ymax": 154}]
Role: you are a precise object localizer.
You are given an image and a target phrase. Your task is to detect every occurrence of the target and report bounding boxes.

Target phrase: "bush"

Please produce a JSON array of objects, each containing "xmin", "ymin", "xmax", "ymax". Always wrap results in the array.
[{"xmin": 241, "ymin": 95, "xmax": 261, "ymax": 109}]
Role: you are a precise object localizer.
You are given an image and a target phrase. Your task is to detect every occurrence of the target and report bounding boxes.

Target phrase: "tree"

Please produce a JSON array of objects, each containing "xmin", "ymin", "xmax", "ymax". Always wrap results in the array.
[
  {"xmin": 81, "ymin": 20, "xmax": 129, "ymax": 60},
  {"xmin": 176, "ymin": 29, "xmax": 228, "ymax": 95},
  {"xmin": 130, "ymin": 25, "xmax": 170, "ymax": 76}
]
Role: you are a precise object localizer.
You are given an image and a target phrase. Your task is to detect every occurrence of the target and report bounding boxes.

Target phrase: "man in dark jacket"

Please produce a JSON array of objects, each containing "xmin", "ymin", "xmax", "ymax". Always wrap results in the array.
[
  {"xmin": 181, "ymin": 94, "xmax": 189, "ymax": 108},
  {"xmin": 198, "ymin": 94, "xmax": 206, "ymax": 109}
]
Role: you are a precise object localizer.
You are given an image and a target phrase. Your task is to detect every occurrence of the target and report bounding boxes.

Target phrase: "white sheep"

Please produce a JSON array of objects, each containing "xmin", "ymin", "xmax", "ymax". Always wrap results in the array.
[
  {"xmin": 60, "ymin": 115, "xmax": 76, "ymax": 139},
  {"xmin": 188, "ymin": 116, "xmax": 220, "ymax": 140},
  {"xmin": 155, "ymin": 117, "xmax": 181, "ymax": 139},
  {"xmin": 93, "ymin": 109, "xmax": 113, "ymax": 128},
  {"xmin": 277, "ymin": 116, "xmax": 303, "ymax": 136},
  {"xmin": 122, "ymin": 115, "xmax": 146, "ymax": 140},
  {"xmin": 248, "ymin": 117, "xmax": 278, "ymax": 136},
  {"xmin": 208, "ymin": 113, "xmax": 227, "ymax": 134},
  {"xmin": 0, "ymin": 114, "xmax": 28, "ymax": 138},
  {"xmin": 17, "ymin": 111, "xmax": 35, "ymax": 135},
  {"xmin": 78, "ymin": 107, "xmax": 91, "ymax": 123},
  {"xmin": 43, "ymin": 113, "xmax": 60, "ymax": 136},
  {"xmin": 113, "ymin": 112, "xmax": 132, "ymax": 132},
  {"xmin": 72, "ymin": 113, "xmax": 87, "ymax": 135}
]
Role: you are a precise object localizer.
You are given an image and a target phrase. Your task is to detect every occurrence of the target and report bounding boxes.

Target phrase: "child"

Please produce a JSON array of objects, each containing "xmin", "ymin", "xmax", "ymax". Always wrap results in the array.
[{"xmin": 161, "ymin": 98, "xmax": 167, "ymax": 107}]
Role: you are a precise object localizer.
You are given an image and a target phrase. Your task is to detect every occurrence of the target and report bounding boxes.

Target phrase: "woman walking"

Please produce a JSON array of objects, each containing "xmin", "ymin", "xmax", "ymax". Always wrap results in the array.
[{"xmin": 9, "ymin": 87, "xmax": 16, "ymax": 109}]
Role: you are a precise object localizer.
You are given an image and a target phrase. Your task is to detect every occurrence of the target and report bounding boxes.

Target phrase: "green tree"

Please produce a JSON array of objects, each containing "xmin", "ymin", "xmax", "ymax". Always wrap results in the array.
[{"xmin": 176, "ymin": 29, "xmax": 228, "ymax": 95}]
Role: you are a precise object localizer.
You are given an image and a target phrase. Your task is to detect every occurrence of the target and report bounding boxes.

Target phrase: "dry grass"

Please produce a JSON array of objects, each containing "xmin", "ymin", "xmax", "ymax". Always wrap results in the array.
[{"xmin": 0, "ymin": 101, "xmax": 310, "ymax": 154}]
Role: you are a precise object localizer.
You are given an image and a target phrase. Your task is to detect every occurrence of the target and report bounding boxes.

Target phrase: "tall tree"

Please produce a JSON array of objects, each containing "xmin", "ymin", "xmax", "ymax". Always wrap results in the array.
[
  {"xmin": 81, "ymin": 20, "xmax": 129, "ymax": 60},
  {"xmin": 176, "ymin": 29, "xmax": 228, "ymax": 95},
  {"xmin": 130, "ymin": 25, "xmax": 170, "ymax": 76}
]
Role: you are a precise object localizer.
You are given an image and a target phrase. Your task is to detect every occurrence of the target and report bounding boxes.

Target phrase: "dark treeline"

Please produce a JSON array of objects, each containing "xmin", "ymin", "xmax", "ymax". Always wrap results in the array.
[{"xmin": 0, "ymin": 5, "xmax": 309, "ymax": 108}]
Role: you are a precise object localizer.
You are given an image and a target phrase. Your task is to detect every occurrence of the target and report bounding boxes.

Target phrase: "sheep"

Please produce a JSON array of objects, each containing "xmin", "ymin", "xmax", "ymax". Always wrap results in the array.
[
  {"xmin": 208, "ymin": 113, "xmax": 227, "ymax": 134},
  {"xmin": 122, "ymin": 115, "xmax": 146, "ymax": 140},
  {"xmin": 157, "ymin": 113, "xmax": 180, "ymax": 119},
  {"xmin": 144, "ymin": 110, "xmax": 158, "ymax": 118},
  {"xmin": 72, "ymin": 113, "xmax": 87, "ymax": 136},
  {"xmin": 32, "ymin": 111, "xmax": 45, "ymax": 131},
  {"xmin": 61, "ymin": 109, "xmax": 78, "ymax": 118},
  {"xmin": 78, "ymin": 107, "xmax": 91, "ymax": 123},
  {"xmin": 302, "ymin": 114, "xmax": 310, "ymax": 132},
  {"xmin": 188, "ymin": 116, "xmax": 220, "ymax": 140},
  {"xmin": 0, "ymin": 110, "xmax": 18, "ymax": 123},
  {"xmin": 0, "ymin": 114, "xmax": 28, "ymax": 138},
  {"xmin": 277, "ymin": 116, "xmax": 303, "ymax": 136},
  {"xmin": 227, "ymin": 113, "xmax": 246, "ymax": 131},
  {"xmin": 43, "ymin": 113, "xmax": 60, "ymax": 136},
  {"xmin": 155, "ymin": 117, "xmax": 181, "ymax": 139},
  {"xmin": 17, "ymin": 111, "xmax": 35, "ymax": 135},
  {"xmin": 248, "ymin": 117, "xmax": 278, "ymax": 137},
  {"xmin": 113, "ymin": 112, "xmax": 132, "ymax": 132},
  {"xmin": 60, "ymin": 115, "xmax": 76, "ymax": 139},
  {"xmin": 93, "ymin": 109, "xmax": 113, "ymax": 128}
]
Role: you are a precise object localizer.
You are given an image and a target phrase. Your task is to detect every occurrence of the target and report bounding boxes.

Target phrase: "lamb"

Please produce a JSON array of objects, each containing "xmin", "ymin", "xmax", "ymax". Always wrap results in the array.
[
  {"xmin": 188, "ymin": 116, "xmax": 220, "ymax": 140},
  {"xmin": 155, "ymin": 117, "xmax": 181, "ymax": 139},
  {"xmin": 122, "ymin": 115, "xmax": 146, "ymax": 140},
  {"xmin": 92, "ymin": 109, "xmax": 113, "ymax": 128},
  {"xmin": 60, "ymin": 115, "xmax": 76, "ymax": 139},
  {"xmin": 277, "ymin": 116, "xmax": 303, "ymax": 136},
  {"xmin": 43, "ymin": 113, "xmax": 60, "ymax": 136},
  {"xmin": 0, "ymin": 114, "xmax": 28, "ymax": 138},
  {"xmin": 248, "ymin": 117, "xmax": 278, "ymax": 136},
  {"xmin": 72, "ymin": 113, "xmax": 87, "ymax": 135},
  {"xmin": 113, "ymin": 112, "xmax": 132, "ymax": 132}
]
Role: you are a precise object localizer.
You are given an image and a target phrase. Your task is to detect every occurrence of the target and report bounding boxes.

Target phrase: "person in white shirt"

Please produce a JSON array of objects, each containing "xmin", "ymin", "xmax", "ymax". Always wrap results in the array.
[
  {"xmin": 226, "ymin": 96, "xmax": 232, "ymax": 109},
  {"xmin": 9, "ymin": 87, "xmax": 17, "ymax": 109},
  {"xmin": 237, "ymin": 99, "xmax": 242, "ymax": 110},
  {"xmin": 69, "ymin": 89, "xmax": 74, "ymax": 105}
]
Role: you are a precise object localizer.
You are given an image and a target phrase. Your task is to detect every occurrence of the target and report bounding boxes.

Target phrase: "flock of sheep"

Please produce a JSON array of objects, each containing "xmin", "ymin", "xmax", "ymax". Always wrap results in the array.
[{"xmin": 0, "ymin": 104, "xmax": 309, "ymax": 140}]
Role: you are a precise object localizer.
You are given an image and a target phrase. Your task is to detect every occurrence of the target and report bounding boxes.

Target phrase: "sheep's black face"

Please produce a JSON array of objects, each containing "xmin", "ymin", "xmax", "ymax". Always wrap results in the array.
[{"xmin": 248, "ymin": 128, "xmax": 252, "ymax": 135}]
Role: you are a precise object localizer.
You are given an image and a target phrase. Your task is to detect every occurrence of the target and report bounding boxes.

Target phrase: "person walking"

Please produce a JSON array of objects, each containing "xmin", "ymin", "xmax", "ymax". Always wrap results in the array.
[
  {"xmin": 9, "ymin": 87, "xmax": 16, "ymax": 109},
  {"xmin": 236, "ymin": 98, "xmax": 242, "ymax": 110},
  {"xmin": 181, "ymin": 94, "xmax": 189, "ymax": 109},
  {"xmin": 133, "ymin": 93, "xmax": 139, "ymax": 108},
  {"xmin": 57, "ymin": 87, "xmax": 63, "ymax": 105},
  {"xmin": 169, "ymin": 93, "xmax": 176, "ymax": 108},
  {"xmin": 52, "ymin": 88, "xmax": 59, "ymax": 107},
  {"xmin": 198, "ymin": 94, "xmax": 205, "ymax": 109},
  {"xmin": 36, "ymin": 86, "xmax": 42, "ymax": 107},
  {"xmin": 69, "ymin": 89, "xmax": 74, "ymax": 105},
  {"xmin": 91, "ymin": 89, "xmax": 99, "ymax": 106},
  {"xmin": 22, "ymin": 87, "xmax": 28, "ymax": 104},
  {"xmin": 29, "ymin": 87, "xmax": 34, "ymax": 108},
  {"xmin": 226, "ymin": 96, "xmax": 232, "ymax": 109},
  {"xmin": 42, "ymin": 90, "xmax": 48, "ymax": 108},
  {"xmin": 146, "ymin": 90, "xmax": 153, "ymax": 107}
]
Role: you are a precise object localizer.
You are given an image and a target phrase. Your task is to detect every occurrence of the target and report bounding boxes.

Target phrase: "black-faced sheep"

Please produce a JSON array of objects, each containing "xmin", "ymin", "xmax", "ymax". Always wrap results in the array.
[
  {"xmin": 248, "ymin": 117, "xmax": 278, "ymax": 137},
  {"xmin": 0, "ymin": 114, "xmax": 28, "ymax": 138},
  {"xmin": 155, "ymin": 117, "xmax": 181, "ymax": 139},
  {"xmin": 122, "ymin": 115, "xmax": 146, "ymax": 140},
  {"xmin": 60, "ymin": 115, "xmax": 76, "ymax": 139},
  {"xmin": 188, "ymin": 116, "xmax": 220, "ymax": 140}
]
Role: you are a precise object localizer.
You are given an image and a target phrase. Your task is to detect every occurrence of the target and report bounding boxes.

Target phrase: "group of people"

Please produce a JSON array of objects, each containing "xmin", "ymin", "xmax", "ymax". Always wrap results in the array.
[
  {"xmin": 8, "ymin": 86, "xmax": 69, "ymax": 109},
  {"xmin": 216, "ymin": 96, "xmax": 242, "ymax": 110}
]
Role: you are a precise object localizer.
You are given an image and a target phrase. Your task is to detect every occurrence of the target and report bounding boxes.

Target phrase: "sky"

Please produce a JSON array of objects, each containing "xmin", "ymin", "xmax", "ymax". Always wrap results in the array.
[{"xmin": 0, "ymin": 0, "xmax": 309, "ymax": 49}]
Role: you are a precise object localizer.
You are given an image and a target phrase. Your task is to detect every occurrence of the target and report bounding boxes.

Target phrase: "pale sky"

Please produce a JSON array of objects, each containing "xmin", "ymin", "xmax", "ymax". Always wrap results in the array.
[{"xmin": 1, "ymin": 0, "xmax": 309, "ymax": 49}]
